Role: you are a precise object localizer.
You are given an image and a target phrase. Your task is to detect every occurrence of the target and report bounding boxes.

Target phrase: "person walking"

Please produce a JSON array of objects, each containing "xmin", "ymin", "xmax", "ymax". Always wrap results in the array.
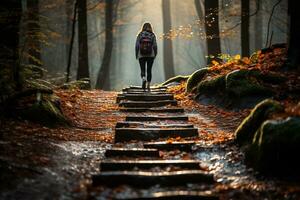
[{"xmin": 135, "ymin": 22, "xmax": 157, "ymax": 91}]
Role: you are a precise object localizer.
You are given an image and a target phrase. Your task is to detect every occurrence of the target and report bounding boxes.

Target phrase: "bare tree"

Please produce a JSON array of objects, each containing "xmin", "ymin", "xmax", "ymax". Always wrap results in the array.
[
  {"xmin": 96, "ymin": 0, "xmax": 114, "ymax": 89},
  {"xmin": 241, "ymin": 0, "xmax": 250, "ymax": 57},
  {"xmin": 27, "ymin": 0, "xmax": 41, "ymax": 67},
  {"xmin": 287, "ymin": 0, "xmax": 300, "ymax": 69},
  {"xmin": 162, "ymin": 0, "xmax": 175, "ymax": 79},
  {"xmin": 203, "ymin": 0, "xmax": 221, "ymax": 64},
  {"xmin": 254, "ymin": 0, "xmax": 263, "ymax": 50},
  {"xmin": 66, "ymin": 0, "xmax": 77, "ymax": 82},
  {"xmin": 77, "ymin": 0, "xmax": 90, "ymax": 87},
  {"xmin": 0, "ymin": 0, "xmax": 22, "ymax": 90}
]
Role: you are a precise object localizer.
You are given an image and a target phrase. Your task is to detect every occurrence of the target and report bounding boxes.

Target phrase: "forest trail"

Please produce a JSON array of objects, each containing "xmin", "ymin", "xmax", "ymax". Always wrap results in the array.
[
  {"xmin": 85, "ymin": 85, "xmax": 280, "ymax": 199},
  {"xmin": 1, "ymin": 84, "xmax": 297, "ymax": 199},
  {"xmin": 90, "ymin": 85, "xmax": 218, "ymax": 199}
]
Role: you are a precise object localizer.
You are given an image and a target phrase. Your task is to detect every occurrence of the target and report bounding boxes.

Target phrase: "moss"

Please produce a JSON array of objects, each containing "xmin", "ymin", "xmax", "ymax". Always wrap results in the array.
[
  {"xmin": 225, "ymin": 70, "xmax": 274, "ymax": 98},
  {"xmin": 196, "ymin": 75, "xmax": 226, "ymax": 95},
  {"xmin": 19, "ymin": 99, "xmax": 69, "ymax": 127},
  {"xmin": 257, "ymin": 72, "xmax": 287, "ymax": 84},
  {"xmin": 186, "ymin": 68, "xmax": 208, "ymax": 93},
  {"xmin": 235, "ymin": 99, "xmax": 283, "ymax": 146},
  {"xmin": 160, "ymin": 75, "xmax": 189, "ymax": 86},
  {"xmin": 60, "ymin": 79, "xmax": 90, "ymax": 90},
  {"xmin": 246, "ymin": 117, "xmax": 300, "ymax": 176}
]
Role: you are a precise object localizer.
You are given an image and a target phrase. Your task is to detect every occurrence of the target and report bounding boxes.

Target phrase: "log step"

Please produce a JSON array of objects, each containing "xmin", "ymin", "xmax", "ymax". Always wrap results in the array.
[
  {"xmin": 92, "ymin": 170, "xmax": 215, "ymax": 187},
  {"xmin": 123, "ymin": 86, "xmax": 168, "ymax": 90},
  {"xmin": 100, "ymin": 160, "xmax": 201, "ymax": 171},
  {"xmin": 144, "ymin": 141, "xmax": 196, "ymax": 151},
  {"xmin": 115, "ymin": 122, "xmax": 193, "ymax": 128},
  {"xmin": 122, "ymin": 91, "xmax": 171, "ymax": 95},
  {"xmin": 114, "ymin": 191, "xmax": 219, "ymax": 200},
  {"xmin": 105, "ymin": 148, "xmax": 159, "ymax": 158},
  {"xmin": 119, "ymin": 100, "xmax": 177, "ymax": 108},
  {"xmin": 119, "ymin": 108, "xmax": 184, "ymax": 113},
  {"xmin": 125, "ymin": 115, "xmax": 188, "ymax": 122},
  {"xmin": 122, "ymin": 88, "xmax": 168, "ymax": 93},
  {"xmin": 115, "ymin": 128, "xmax": 198, "ymax": 143},
  {"xmin": 117, "ymin": 94, "xmax": 174, "ymax": 102},
  {"xmin": 122, "ymin": 87, "xmax": 167, "ymax": 91}
]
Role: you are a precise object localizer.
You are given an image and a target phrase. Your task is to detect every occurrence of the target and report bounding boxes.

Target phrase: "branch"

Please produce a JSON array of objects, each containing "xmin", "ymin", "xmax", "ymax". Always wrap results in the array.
[
  {"xmin": 223, "ymin": 0, "xmax": 260, "ymax": 33},
  {"xmin": 265, "ymin": 0, "xmax": 283, "ymax": 47}
]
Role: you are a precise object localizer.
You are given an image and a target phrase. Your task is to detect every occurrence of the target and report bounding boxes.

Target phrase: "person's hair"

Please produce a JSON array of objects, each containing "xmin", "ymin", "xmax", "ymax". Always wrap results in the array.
[{"xmin": 140, "ymin": 22, "xmax": 153, "ymax": 33}]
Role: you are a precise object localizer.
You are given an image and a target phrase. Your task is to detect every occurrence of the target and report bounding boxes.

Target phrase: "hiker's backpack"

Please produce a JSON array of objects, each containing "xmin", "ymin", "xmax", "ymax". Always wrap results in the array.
[{"xmin": 140, "ymin": 32, "xmax": 153, "ymax": 55}]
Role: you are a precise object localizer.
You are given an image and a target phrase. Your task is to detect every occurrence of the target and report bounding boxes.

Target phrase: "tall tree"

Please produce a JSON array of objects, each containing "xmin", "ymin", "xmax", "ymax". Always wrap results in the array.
[
  {"xmin": 287, "ymin": 0, "xmax": 300, "ymax": 69},
  {"xmin": 96, "ymin": 0, "xmax": 114, "ymax": 89},
  {"xmin": 162, "ymin": 0, "xmax": 175, "ymax": 80},
  {"xmin": 27, "ymin": 0, "xmax": 41, "ymax": 67},
  {"xmin": 66, "ymin": 0, "xmax": 77, "ymax": 82},
  {"xmin": 203, "ymin": 0, "xmax": 221, "ymax": 64},
  {"xmin": 77, "ymin": 0, "xmax": 90, "ymax": 87},
  {"xmin": 241, "ymin": 0, "xmax": 250, "ymax": 57},
  {"xmin": 255, "ymin": 0, "xmax": 263, "ymax": 50},
  {"xmin": 0, "ymin": 0, "xmax": 22, "ymax": 90}
]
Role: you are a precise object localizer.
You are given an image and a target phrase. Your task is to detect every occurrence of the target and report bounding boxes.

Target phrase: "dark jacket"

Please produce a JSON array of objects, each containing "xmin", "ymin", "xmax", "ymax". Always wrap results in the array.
[{"xmin": 135, "ymin": 30, "xmax": 157, "ymax": 59}]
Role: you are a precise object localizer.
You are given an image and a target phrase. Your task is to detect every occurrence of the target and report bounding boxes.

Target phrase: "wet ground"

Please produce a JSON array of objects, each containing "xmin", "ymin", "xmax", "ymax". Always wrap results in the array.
[{"xmin": 0, "ymin": 89, "xmax": 300, "ymax": 200}]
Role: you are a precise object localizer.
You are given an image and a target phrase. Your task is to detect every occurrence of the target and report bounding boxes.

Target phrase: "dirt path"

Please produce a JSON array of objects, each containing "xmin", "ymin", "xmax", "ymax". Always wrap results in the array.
[{"xmin": 0, "ymin": 87, "xmax": 299, "ymax": 200}]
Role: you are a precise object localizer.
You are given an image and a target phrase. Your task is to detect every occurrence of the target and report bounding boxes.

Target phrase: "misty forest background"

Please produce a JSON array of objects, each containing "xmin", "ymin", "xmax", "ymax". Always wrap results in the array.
[{"xmin": 11, "ymin": 0, "xmax": 289, "ymax": 90}]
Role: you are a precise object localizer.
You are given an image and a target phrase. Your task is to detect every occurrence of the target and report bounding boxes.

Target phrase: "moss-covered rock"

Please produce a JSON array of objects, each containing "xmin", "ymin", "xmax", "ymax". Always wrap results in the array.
[
  {"xmin": 18, "ymin": 98, "xmax": 69, "ymax": 127},
  {"xmin": 160, "ymin": 75, "xmax": 189, "ymax": 86},
  {"xmin": 246, "ymin": 117, "xmax": 300, "ymax": 176},
  {"xmin": 235, "ymin": 99, "xmax": 283, "ymax": 146},
  {"xmin": 225, "ymin": 69, "xmax": 274, "ymax": 98},
  {"xmin": 257, "ymin": 72, "xmax": 287, "ymax": 84},
  {"xmin": 195, "ymin": 69, "xmax": 285, "ymax": 108},
  {"xmin": 186, "ymin": 68, "xmax": 208, "ymax": 93},
  {"xmin": 60, "ymin": 79, "xmax": 91, "ymax": 90},
  {"xmin": 4, "ymin": 90, "xmax": 70, "ymax": 127},
  {"xmin": 196, "ymin": 75, "xmax": 226, "ymax": 95}
]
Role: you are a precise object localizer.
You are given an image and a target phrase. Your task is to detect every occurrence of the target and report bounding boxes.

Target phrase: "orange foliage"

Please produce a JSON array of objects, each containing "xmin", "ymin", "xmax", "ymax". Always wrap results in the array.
[
  {"xmin": 168, "ymin": 82, "xmax": 249, "ymax": 145},
  {"xmin": 205, "ymin": 47, "xmax": 287, "ymax": 81}
]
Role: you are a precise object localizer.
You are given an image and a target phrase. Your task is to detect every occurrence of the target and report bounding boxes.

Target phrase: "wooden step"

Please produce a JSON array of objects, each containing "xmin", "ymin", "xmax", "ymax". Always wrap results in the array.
[
  {"xmin": 122, "ymin": 88, "xmax": 168, "ymax": 92},
  {"xmin": 123, "ymin": 86, "xmax": 168, "ymax": 90},
  {"xmin": 117, "ymin": 94, "xmax": 174, "ymax": 102},
  {"xmin": 122, "ymin": 91, "xmax": 171, "ymax": 95},
  {"xmin": 92, "ymin": 170, "xmax": 215, "ymax": 187},
  {"xmin": 125, "ymin": 115, "xmax": 188, "ymax": 122},
  {"xmin": 122, "ymin": 87, "xmax": 167, "ymax": 92},
  {"xmin": 115, "ymin": 122, "xmax": 193, "ymax": 128},
  {"xmin": 119, "ymin": 100, "xmax": 177, "ymax": 108},
  {"xmin": 113, "ymin": 191, "xmax": 219, "ymax": 200},
  {"xmin": 105, "ymin": 148, "xmax": 160, "ymax": 158},
  {"xmin": 100, "ymin": 160, "xmax": 201, "ymax": 171},
  {"xmin": 144, "ymin": 141, "xmax": 196, "ymax": 151},
  {"xmin": 119, "ymin": 107, "xmax": 184, "ymax": 113},
  {"xmin": 115, "ymin": 128, "xmax": 198, "ymax": 142}
]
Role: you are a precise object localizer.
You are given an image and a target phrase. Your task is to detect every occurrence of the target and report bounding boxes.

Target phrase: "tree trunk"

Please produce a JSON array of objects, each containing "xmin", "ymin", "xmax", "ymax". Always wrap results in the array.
[
  {"xmin": 96, "ymin": 0, "xmax": 113, "ymax": 89},
  {"xmin": 241, "ymin": 0, "xmax": 250, "ymax": 57},
  {"xmin": 27, "ymin": 0, "xmax": 41, "ymax": 67},
  {"xmin": 66, "ymin": 0, "xmax": 77, "ymax": 82},
  {"xmin": 162, "ymin": 0, "xmax": 175, "ymax": 80},
  {"xmin": 255, "ymin": 0, "xmax": 263, "ymax": 51},
  {"xmin": 77, "ymin": 0, "xmax": 90, "ymax": 87},
  {"xmin": 194, "ymin": 0, "xmax": 204, "ymax": 21},
  {"xmin": 0, "ymin": 0, "xmax": 22, "ymax": 90},
  {"xmin": 287, "ymin": 0, "xmax": 300, "ymax": 69},
  {"xmin": 204, "ymin": 0, "xmax": 221, "ymax": 64}
]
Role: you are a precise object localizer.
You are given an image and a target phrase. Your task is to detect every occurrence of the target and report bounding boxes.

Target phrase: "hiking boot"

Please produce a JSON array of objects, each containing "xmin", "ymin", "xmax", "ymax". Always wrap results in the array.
[
  {"xmin": 142, "ymin": 77, "xmax": 146, "ymax": 90},
  {"xmin": 146, "ymin": 81, "xmax": 151, "ymax": 91}
]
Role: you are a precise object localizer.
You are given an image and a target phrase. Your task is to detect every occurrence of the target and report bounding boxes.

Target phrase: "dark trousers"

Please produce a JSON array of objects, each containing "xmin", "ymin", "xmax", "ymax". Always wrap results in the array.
[{"xmin": 139, "ymin": 57, "xmax": 154, "ymax": 82}]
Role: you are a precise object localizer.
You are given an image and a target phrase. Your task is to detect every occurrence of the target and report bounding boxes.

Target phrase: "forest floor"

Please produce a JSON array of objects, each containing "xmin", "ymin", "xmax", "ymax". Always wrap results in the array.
[{"xmin": 1, "ymin": 87, "xmax": 300, "ymax": 200}]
